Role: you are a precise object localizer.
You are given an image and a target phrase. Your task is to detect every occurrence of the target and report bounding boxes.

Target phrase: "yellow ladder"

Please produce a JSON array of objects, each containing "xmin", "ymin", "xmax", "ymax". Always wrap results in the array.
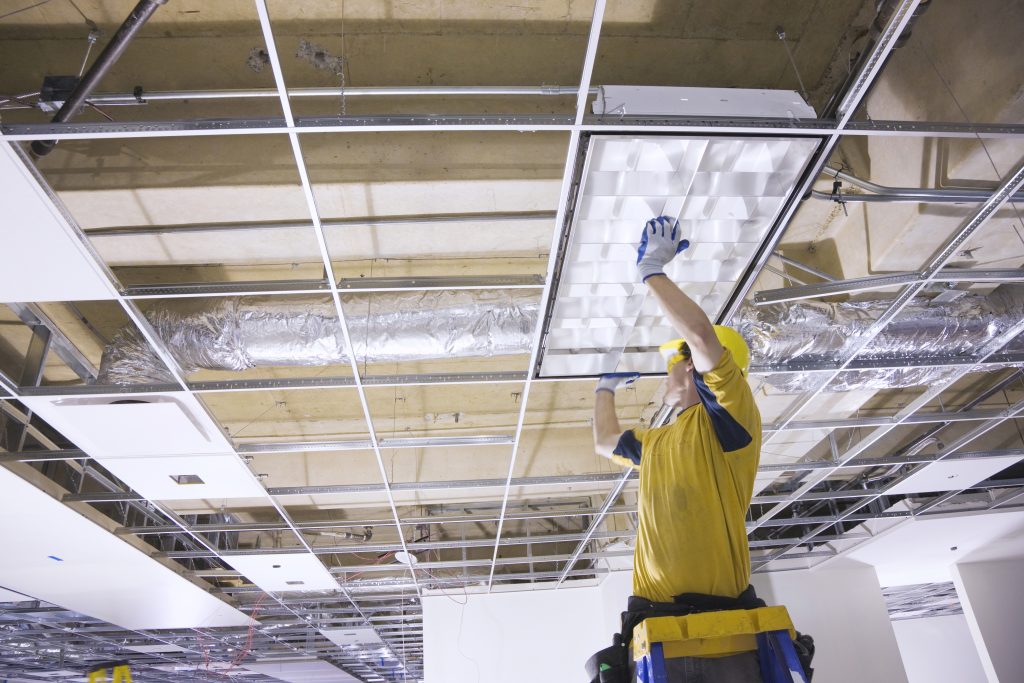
[
  {"xmin": 632, "ymin": 606, "xmax": 808, "ymax": 683},
  {"xmin": 87, "ymin": 664, "xmax": 133, "ymax": 683}
]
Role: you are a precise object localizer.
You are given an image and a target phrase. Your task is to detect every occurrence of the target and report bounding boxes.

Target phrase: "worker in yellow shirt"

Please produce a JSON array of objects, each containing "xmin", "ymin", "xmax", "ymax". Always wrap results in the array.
[{"xmin": 591, "ymin": 216, "xmax": 764, "ymax": 681}]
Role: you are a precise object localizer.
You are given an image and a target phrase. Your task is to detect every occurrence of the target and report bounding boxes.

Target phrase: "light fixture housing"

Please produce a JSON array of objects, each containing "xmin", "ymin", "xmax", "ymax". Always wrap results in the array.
[{"xmin": 539, "ymin": 130, "xmax": 819, "ymax": 377}]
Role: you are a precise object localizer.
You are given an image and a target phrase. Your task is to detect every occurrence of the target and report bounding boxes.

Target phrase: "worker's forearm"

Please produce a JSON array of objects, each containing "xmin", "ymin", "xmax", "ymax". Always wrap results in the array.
[
  {"xmin": 645, "ymin": 275, "xmax": 715, "ymax": 341},
  {"xmin": 645, "ymin": 275, "xmax": 722, "ymax": 372},
  {"xmin": 593, "ymin": 390, "xmax": 622, "ymax": 458}
]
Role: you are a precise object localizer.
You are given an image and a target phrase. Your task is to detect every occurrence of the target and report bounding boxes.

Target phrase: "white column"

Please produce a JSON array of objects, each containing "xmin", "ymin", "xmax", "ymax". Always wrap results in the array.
[
  {"xmin": 751, "ymin": 560, "xmax": 909, "ymax": 683},
  {"xmin": 952, "ymin": 559, "xmax": 1024, "ymax": 682},
  {"xmin": 891, "ymin": 614, "xmax": 986, "ymax": 682}
]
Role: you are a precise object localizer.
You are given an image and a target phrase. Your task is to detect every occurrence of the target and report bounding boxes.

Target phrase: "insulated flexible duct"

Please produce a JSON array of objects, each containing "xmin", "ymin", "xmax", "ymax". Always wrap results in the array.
[
  {"xmin": 97, "ymin": 290, "xmax": 539, "ymax": 384},
  {"xmin": 97, "ymin": 286, "xmax": 1024, "ymax": 390},
  {"xmin": 738, "ymin": 284, "xmax": 1024, "ymax": 393}
]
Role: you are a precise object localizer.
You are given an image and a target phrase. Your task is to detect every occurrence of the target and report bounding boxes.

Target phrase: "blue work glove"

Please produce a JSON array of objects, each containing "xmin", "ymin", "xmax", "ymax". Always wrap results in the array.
[
  {"xmin": 596, "ymin": 372, "xmax": 641, "ymax": 395},
  {"xmin": 636, "ymin": 216, "xmax": 690, "ymax": 283}
]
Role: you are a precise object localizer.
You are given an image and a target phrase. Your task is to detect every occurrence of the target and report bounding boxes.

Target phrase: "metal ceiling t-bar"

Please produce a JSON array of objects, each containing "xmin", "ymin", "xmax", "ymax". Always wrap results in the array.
[
  {"xmin": 250, "ymin": 2, "xmax": 422, "ymax": 671},
  {"xmin": 759, "ymin": 395, "xmax": 1024, "ymax": 572},
  {"xmin": 753, "ymin": 268, "xmax": 1024, "ymax": 305},
  {"xmin": 483, "ymin": 0, "xmax": 607, "ymax": 591},
  {"xmin": 754, "ymin": 155, "xmax": 1024, "ymax": 467},
  {"xmin": 753, "ymin": 310, "xmax": 1024, "ymax": 536},
  {"xmin": 7, "ymin": 151, "xmax": 380, "ymax": 668},
  {"xmin": 719, "ymin": 0, "xmax": 922, "ymax": 324}
]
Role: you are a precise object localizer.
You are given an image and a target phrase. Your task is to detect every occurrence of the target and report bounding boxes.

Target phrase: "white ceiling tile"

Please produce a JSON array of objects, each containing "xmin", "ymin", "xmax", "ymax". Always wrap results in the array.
[
  {"xmin": 244, "ymin": 658, "xmax": 361, "ymax": 683},
  {"xmin": 0, "ymin": 143, "xmax": 117, "ymax": 303},
  {"xmin": 0, "ymin": 587, "xmax": 31, "ymax": 602},
  {"xmin": 98, "ymin": 454, "xmax": 267, "ymax": 501},
  {"xmin": 0, "ymin": 467, "xmax": 252, "ymax": 629},
  {"xmin": 125, "ymin": 644, "xmax": 188, "ymax": 654},
  {"xmin": 320, "ymin": 627, "xmax": 384, "ymax": 648},
  {"xmin": 886, "ymin": 455, "xmax": 1024, "ymax": 495},
  {"xmin": 20, "ymin": 393, "xmax": 235, "ymax": 459},
  {"xmin": 222, "ymin": 553, "xmax": 339, "ymax": 592}
]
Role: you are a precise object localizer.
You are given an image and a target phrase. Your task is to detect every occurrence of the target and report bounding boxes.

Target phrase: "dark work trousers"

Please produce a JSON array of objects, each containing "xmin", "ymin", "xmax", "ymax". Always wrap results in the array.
[{"xmin": 632, "ymin": 651, "xmax": 763, "ymax": 682}]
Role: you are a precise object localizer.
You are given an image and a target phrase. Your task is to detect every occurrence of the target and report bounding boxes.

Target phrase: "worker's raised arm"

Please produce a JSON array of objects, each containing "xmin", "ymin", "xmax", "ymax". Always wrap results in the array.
[
  {"xmin": 593, "ymin": 372, "xmax": 641, "ymax": 468},
  {"xmin": 636, "ymin": 217, "xmax": 724, "ymax": 375}
]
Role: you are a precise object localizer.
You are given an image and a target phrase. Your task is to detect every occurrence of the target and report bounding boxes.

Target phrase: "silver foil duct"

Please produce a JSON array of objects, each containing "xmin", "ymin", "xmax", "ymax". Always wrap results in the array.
[
  {"xmin": 98, "ymin": 285, "xmax": 1023, "ymax": 391},
  {"xmin": 97, "ymin": 290, "xmax": 539, "ymax": 385},
  {"xmin": 740, "ymin": 284, "xmax": 1024, "ymax": 393}
]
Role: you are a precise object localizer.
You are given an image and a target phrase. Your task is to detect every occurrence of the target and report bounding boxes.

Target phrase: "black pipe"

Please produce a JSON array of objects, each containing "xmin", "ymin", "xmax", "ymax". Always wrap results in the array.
[{"xmin": 30, "ymin": 0, "xmax": 169, "ymax": 158}]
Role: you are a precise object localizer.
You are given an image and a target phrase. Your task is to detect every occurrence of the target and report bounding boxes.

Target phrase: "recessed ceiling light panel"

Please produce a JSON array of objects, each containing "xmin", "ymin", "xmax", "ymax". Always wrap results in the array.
[{"xmin": 539, "ymin": 134, "xmax": 819, "ymax": 377}]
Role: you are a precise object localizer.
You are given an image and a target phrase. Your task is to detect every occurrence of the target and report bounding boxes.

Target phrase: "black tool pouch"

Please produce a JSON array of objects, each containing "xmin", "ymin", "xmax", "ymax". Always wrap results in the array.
[{"xmin": 583, "ymin": 631, "xmax": 631, "ymax": 683}]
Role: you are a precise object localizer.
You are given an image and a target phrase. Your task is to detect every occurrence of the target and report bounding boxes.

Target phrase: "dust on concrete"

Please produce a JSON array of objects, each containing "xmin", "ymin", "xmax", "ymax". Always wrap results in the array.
[{"xmin": 296, "ymin": 39, "xmax": 345, "ymax": 75}]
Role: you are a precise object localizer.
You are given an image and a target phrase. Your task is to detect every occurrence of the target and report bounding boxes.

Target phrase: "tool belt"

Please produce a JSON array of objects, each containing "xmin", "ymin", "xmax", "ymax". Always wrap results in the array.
[{"xmin": 584, "ymin": 585, "xmax": 815, "ymax": 683}]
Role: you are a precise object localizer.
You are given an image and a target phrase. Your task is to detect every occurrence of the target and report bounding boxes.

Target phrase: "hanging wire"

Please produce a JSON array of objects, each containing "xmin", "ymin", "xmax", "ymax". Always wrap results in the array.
[
  {"xmin": 918, "ymin": 40, "xmax": 1024, "ymax": 254},
  {"xmin": 339, "ymin": 0, "xmax": 348, "ymax": 116},
  {"xmin": 0, "ymin": 0, "xmax": 51, "ymax": 22},
  {"xmin": 776, "ymin": 26, "xmax": 810, "ymax": 103},
  {"xmin": 77, "ymin": 28, "xmax": 101, "ymax": 77}
]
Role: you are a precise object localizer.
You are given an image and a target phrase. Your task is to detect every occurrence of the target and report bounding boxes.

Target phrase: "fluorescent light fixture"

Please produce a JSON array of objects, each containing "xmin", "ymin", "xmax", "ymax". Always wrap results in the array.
[
  {"xmin": 0, "ymin": 466, "xmax": 252, "ymax": 629},
  {"xmin": 539, "ymin": 132, "xmax": 818, "ymax": 377},
  {"xmin": 221, "ymin": 553, "xmax": 340, "ymax": 592},
  {"xmin": 592, "ymin": 86, "xmax": 816, "ymax": 119}
]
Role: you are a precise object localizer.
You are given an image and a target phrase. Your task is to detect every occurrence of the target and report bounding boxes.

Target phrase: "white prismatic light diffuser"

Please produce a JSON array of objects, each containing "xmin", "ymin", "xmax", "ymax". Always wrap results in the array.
[
  {"xmin": 0, "ymin": 466, "xmax": 252, "ymax": 629},
  {"xmin": 540, "ymin": 128, "xmax": 818, "ymax": 377}
]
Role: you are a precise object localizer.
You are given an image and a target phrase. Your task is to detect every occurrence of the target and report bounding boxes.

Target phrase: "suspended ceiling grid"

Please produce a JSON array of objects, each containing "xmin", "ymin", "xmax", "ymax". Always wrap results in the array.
[{"xmin": 2, "ymin": 0, "xmax": 1024, "ymax": 681}]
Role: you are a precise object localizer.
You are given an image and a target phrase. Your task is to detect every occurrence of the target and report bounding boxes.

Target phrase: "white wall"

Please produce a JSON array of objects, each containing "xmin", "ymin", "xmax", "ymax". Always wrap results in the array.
[
  {"xmin": 598, "ymin": 570, "xmax": 635, "ymax": 636},
  {"xmin": 423, "ymin": 577, "xmax": 632, "ymax": 683},
  {"xmin": 424, "ymin": 562, "xmax": 916, "ymax": 683},
  {"xmin": 953, "ymin": 559, "xmax": 1024, "ymax": 682},
  {"xmin": 751, "ymin": 560, "xmax": 909, "ymax": 683},
  {"xmin": 892, "ymin": 615, "xmax": 986, "ymax": 683}
]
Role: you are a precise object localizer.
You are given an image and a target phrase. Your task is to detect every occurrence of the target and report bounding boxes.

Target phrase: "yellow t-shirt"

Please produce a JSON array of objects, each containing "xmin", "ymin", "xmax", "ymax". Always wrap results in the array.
[{"xmin": 611, "ymin": 348, "xmax": 761, "ymax": 602}]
